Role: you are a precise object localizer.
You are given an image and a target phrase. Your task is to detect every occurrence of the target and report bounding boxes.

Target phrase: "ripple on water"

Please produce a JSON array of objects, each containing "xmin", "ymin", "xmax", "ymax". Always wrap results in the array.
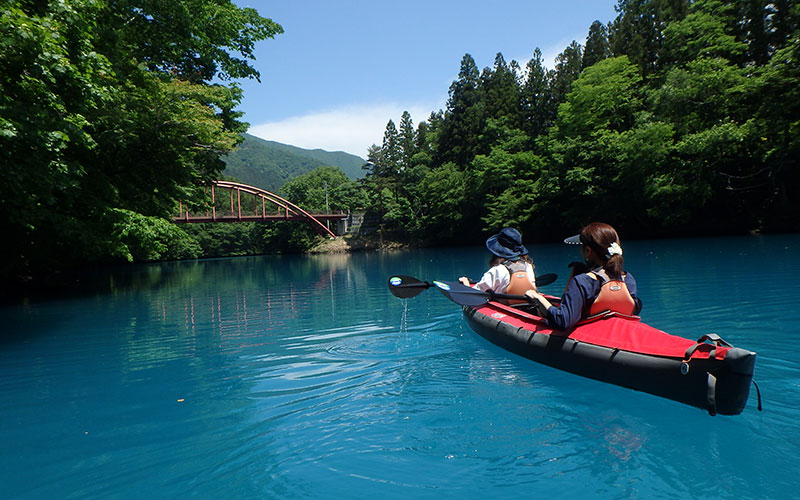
[{"xmin": 2, "ymin": 238, "xmax": 799, "ymax": 499}]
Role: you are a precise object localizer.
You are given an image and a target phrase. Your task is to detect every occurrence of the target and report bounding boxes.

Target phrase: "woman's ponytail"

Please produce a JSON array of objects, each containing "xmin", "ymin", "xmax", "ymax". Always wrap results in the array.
[
  {"xmin": 605, "ymin": 254, "xmax": 624, "ymax": 280},
  {"xmin": 580, "ymin": 222, "xmax": 625, "ymax": 280}
]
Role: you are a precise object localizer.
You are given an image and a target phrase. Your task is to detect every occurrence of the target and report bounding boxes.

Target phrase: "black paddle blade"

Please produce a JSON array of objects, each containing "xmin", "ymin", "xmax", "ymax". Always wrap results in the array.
[
  {"xmin": 432, "ymin": 280, "xmax": 493, "ymax": 306},
  {"xmin": 536, "ymin": 273, "xmax": 558, "ymax": 287},
  {"xmin": 387, "ymin": 275, "xmax": 431, "ymax": 299}
]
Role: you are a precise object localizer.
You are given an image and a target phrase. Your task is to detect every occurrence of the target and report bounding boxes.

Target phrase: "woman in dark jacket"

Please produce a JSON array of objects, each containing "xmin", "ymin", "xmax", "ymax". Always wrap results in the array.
[{"xmin": 525, "ymin": 222, "xmax": 642, "ymax": 330}]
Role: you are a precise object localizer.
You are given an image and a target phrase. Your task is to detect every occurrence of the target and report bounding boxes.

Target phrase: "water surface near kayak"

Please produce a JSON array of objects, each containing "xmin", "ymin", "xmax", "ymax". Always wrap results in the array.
[{"xmin": 1, "ymin": 235, "xmax": 798, "ymax": 499}]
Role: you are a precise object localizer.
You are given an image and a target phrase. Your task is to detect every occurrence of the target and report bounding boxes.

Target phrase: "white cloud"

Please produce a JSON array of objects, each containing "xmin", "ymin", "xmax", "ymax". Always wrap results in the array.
[
  {"xmin": 514, "ymin": 32, "xmax": 588, "ymax": 73},
  {"xmin": 542, "ymin": 32, "xmax": 587, "ymax": 68},
  {"xmin": 248, "ymin": 101, "xmax": 443, "ymax": 158}
]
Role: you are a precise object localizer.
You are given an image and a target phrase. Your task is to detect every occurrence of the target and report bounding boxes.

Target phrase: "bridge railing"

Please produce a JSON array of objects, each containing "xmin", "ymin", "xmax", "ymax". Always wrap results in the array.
[{"xmin": 174, "ymin": 180, "xmax": 345, "ymax": 238}]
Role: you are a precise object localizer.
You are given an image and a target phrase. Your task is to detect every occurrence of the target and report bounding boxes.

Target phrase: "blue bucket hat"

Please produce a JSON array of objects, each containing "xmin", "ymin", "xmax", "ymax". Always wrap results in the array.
[{"xmin": 486, "ymin": 227, "xmax": 527, "ymax": 259}]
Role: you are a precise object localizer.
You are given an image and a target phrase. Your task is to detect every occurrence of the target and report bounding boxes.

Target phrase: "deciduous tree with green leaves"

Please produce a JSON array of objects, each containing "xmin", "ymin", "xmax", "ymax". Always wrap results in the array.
[{"xmin": 0, "ymin": 0, "xmax": 282, "ymax": 283}]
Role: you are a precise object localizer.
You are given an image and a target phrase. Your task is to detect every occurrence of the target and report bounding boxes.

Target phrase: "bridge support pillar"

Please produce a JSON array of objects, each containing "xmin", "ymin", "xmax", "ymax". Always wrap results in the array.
[{"xmin": 333, "ymin": 218, "xmax": 348, "ymax": 236}]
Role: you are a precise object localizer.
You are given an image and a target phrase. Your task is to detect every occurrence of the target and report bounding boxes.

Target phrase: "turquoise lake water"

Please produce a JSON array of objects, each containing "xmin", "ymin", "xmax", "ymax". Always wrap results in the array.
[{"xmin": 1, "ymin": 235, "xmax": 799, "ymax": 499}]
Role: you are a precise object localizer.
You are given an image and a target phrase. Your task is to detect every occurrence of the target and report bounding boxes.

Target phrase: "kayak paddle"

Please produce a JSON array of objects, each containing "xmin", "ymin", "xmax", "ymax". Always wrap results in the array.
[
  {"xmin": 386, "ymin": 275, "xmax": 432, "ymax": 298},
  {"xmin": 431, "ymin": 280, "xmax": 534, "ymax": 306},
  {"xmin": 387, "ymin": 273, "xmax": 557, "ymax": 301}
]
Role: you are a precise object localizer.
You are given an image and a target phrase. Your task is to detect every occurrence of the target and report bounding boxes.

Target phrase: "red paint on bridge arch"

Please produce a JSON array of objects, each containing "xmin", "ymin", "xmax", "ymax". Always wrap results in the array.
[{"xmin": 174, "ymin": 180, "xmax": 342, "ymax": 238}]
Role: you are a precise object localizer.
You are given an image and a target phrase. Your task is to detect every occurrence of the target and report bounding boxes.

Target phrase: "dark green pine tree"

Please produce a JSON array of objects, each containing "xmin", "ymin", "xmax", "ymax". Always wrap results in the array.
[
  {"xmin": 363, "ymin": 144, "xmax": 389, "ymax": 238},
  {"xmin": 766, "ymin": 0, "xmax": 800, "ymax": 55},
  {"xmin": 419, "ymin": 110, "xmax": 443, "ymax": 161},
  {"xmin": 364, "ymin": 144, "xmax": 385, "ymax": 178},
  {"xmin": 381, "ymin": 119, "xmax": 401, "ymax": 178},
  {"xmin": 437, "ymin": 54, "xmax": 484, "ymax": 167},
  {"xmin": 550, "ymin": 41, "xmax": 583, "ymax": 106},
  {"xmin": 724, "ymin": 0, "xmax": 800, "ymax": 66},
  {"xmin": 583, "ymin": 20, "xmax": 612, "ymax": 69},
  {"xmin": 482, "ymin": 53, "xmax": 521, "ymax": 126},
  {"xmin": 520, "ymin": 48, "xmax": 555, "ymax": 139},
  {"xmin": 398, "ymin": 111, "xmax": 416, "ymax": 170},
  {"xmin": 510, "ymin": 59, "xmax": 522, "ymax": 83},
  {"xmin": 415, "ymin": 121, "xmax": 430, "ymax": 156},
  {"xmin": 737, "ymin": 0, "xmax": 771, "ymax": 65},
  {"xmin": 608, "ymin": 0, "xmax": 690, "ymax": 75}
]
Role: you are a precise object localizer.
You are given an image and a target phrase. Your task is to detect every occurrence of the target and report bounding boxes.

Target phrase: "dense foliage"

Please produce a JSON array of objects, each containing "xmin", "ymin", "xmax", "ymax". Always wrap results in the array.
[
  {"xmin": 0, "ymin": 0, "xmax": 281, "ymax": 283},
  {"xmin": 362, "ymin": 0, "xmax": 800, "ymax": 244}
]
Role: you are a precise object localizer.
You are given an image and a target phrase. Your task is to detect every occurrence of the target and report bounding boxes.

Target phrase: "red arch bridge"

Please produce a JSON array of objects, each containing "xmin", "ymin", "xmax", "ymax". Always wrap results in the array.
[{"xmin": 174, "ymin": 180, "xmax": 347, "ymax": 238}]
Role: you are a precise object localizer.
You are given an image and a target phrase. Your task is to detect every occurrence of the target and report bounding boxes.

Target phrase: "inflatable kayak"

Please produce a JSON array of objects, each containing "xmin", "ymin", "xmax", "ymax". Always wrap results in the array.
[{"xmin": 463, "ymin": 300, "xmax": 758, "ymax": 415}]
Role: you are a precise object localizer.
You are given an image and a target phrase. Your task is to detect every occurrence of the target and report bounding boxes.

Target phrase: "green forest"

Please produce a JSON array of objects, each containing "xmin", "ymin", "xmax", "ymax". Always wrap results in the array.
[
  {"xmin": 360, "ymin": 0, "xmax": 799, "ymax": 245},
  {"xmin": 2, "ymin": 0, "xmax": 799, "ymax": 289}
]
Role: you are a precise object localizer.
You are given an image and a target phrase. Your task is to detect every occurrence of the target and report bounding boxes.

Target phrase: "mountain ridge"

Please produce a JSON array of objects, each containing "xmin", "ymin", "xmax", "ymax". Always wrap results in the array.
[{"xmin": 222, "ymin": 133, "xmax": 365, "ymax": 192}]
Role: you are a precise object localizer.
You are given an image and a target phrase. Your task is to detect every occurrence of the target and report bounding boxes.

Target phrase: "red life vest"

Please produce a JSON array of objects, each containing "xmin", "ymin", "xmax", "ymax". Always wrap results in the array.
[
  {"xmin": 588, "ymin": 269, "xmax": 635, "ymax": 316},
  {"xmin": 503, "ymin": 261, "xmax": 536, "ymax": 304}
]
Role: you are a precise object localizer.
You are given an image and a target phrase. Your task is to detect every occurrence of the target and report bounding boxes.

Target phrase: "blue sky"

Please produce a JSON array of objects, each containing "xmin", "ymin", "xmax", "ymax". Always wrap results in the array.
[{"xmin": 233, "ymin": 1, "xmax": 619, "ymax": 158}]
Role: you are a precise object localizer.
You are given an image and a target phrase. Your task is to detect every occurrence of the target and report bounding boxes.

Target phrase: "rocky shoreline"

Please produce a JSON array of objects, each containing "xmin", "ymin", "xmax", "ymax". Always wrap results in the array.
[{"xmin": 308, "ymin": 235, "xmax": 410, "ymax": 253}]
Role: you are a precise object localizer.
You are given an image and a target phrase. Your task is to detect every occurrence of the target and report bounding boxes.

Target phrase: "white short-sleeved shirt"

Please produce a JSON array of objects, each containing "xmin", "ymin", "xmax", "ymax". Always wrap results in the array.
[{"xmin": 473, "ymin": 262, "xmax": 536, "ymax": 293}]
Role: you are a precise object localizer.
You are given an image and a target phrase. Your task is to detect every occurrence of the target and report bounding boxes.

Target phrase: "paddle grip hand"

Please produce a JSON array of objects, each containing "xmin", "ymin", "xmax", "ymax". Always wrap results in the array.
[{"xmin": 524, "ymin": 289, "xmax": 553, "ymax": 313}]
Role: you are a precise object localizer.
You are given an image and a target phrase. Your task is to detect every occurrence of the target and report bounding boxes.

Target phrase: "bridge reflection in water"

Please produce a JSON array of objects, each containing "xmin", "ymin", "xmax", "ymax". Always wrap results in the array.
[
  {"xmin": 154, "ymin": 253, "xmax": 362, "ymax": 341},
  {"xmin": 174, "ymin": 180, "xmax": 347, "ymax": 237}
]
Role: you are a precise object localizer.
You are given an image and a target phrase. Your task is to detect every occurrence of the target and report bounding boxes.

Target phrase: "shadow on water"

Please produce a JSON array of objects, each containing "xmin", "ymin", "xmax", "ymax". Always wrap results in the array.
[{"xmin": 1, "ymin": 253, "xmax": 370, "ymax": 345}]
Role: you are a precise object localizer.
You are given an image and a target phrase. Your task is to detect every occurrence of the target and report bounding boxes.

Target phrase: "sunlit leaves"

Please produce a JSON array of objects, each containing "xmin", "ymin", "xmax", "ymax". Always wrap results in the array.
[
  {"xmin": 105, "ymin": 208, "xmax": 201, "ymax": 262},
  {"xmin": 662, "ymin": 10, "xmax": 746, "ymax": 64},
  {"xmin": 418, "ymin": 163, "xmax": 467, "ymax": 239},
  {"xmin": 553, "ymin": 56, "xmax": 642, "ymax": 139},
  {"xmin": 109, "ymin": 0, "xmax": 283, "ymax": 81},
  {"xmin": 0, "ymin": 0, "xmax": 282, "ymax": 281},
  {"xmin": 280, "ymin": 166, "xmax": 366, "ymax": 214}
]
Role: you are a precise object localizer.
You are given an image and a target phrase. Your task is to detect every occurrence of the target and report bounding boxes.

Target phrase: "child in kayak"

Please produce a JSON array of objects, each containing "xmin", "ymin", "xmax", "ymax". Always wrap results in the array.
[
  {"xmin": 524, "ymin": 222, "xmax": 641, "ymax": 329},
  {"xmin": 459, "ymin": 227, "xmax": 537, "ymax": 302}
]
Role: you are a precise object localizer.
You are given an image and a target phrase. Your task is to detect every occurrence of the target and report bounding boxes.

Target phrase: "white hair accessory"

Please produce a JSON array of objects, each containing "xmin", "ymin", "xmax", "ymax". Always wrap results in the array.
[{"xmin": 607, "ymin": 242, "xmax": 623, "ymax": 257}]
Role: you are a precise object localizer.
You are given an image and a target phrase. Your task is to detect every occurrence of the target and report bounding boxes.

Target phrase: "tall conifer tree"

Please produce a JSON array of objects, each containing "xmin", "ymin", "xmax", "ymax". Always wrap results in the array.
[
  {"xmin": 608, "ymin": 0, "xmax": 690, "ymax": 75},
  {"xmin": 381, "ymin": 120, "xmax": 401, "ymax": 178},
  {"xmin": 438, "ymin": 54, "xmax": 484, "ymax": 167},
  {"xmin": 398, "ymin": 111, "xmax": 416, "ymax": 170},
  {"xmin": 551, "ymin": 41, "xmax": 583, "ymax": 105},
  {"xmin": 482, "ymin": 53, "xmax": 520, "ymax": 124},
  {"xmin": 583, "ymin": 21, "xmax": 612, "ymax": 69},
  {"xmin": 521, "ymin": 48, "xmax": 554, "ymax": 139}
]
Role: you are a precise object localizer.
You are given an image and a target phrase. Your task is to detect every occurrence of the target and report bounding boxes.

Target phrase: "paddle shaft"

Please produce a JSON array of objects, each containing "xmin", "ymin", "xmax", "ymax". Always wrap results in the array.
[{"xmin": 388, "ymin": 273, "xmax": 557, "ymax": 303}]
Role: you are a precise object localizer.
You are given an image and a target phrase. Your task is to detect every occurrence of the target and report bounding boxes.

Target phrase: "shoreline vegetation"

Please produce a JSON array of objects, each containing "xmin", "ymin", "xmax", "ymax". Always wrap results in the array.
[{"xmin": 2, "ymin": 1, "xmax": 799, "ymax": 291}]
